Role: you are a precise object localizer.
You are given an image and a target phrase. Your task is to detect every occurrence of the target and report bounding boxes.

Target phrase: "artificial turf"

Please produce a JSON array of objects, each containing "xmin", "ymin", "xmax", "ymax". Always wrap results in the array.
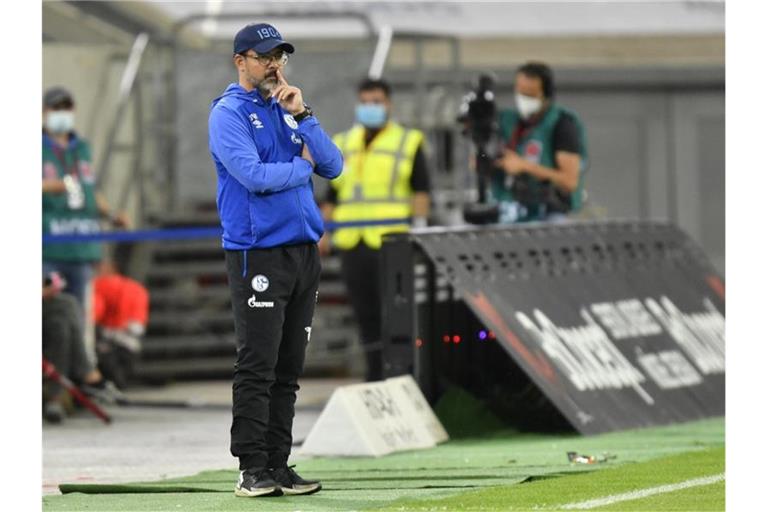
[
  {"xmin": 375, "ymin": 445, "xmax": 725, "ymax": 511},
  {"xmin": 44, "ymin": 417, "xmax": 724, "ymax": 511}
]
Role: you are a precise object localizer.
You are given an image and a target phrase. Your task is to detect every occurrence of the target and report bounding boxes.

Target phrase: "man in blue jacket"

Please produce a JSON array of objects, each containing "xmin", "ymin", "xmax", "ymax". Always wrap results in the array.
[{"xmin": 208, "ymin": 23, "xmax": 342, "ymax": 498}]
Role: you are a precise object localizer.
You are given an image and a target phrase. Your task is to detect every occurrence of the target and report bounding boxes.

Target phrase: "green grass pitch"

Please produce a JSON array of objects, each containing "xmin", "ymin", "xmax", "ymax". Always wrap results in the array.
[{"xmin": 44, "ymin": 417, "xmax": 724, "ymax": 511}]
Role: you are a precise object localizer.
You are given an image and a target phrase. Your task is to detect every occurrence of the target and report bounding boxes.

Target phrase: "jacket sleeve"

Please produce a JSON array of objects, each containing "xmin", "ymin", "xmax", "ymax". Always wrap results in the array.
[
  {"xmin": 209, "ymin": 106, "xmax": 313, "ymax": 194},
  {"xmin": 296, "ymin": 116, "xmax": 343, "ymax": 180}
]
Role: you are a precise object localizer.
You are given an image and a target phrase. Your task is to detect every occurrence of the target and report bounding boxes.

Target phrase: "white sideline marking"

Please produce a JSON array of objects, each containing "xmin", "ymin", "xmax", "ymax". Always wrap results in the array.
[{"xmin": 561, "ymin": 473, "xmax": 725, "ymax": 509}]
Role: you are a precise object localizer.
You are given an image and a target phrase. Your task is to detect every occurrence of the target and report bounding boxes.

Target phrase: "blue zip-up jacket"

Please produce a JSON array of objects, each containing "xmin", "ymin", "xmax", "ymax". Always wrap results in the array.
[{"xmin": 208, "ymin": 83, "xmax": 343, "ymax": 249}]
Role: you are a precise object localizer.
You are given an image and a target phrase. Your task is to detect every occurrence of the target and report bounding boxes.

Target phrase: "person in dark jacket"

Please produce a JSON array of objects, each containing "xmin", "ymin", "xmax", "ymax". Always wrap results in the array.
[
  {"xmin": 42, "ymin": 272, "xmax": 119, "ymax": 423},
  {"xmin": 208, "ymin": 22, "xmax": 342, "ymax": 498}
]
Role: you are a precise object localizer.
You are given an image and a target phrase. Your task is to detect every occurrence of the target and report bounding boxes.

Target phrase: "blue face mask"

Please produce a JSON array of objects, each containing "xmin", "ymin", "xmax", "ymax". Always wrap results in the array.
[{"xmin": 355, "ymin": 103, "xmax": 387, "ymax": 128}]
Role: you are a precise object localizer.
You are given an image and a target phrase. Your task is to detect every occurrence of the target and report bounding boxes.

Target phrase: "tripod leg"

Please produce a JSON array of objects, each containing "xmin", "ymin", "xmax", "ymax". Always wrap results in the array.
[{"xmin": 42, "ymin": 358, "xmax": 112, "ymax": 424}]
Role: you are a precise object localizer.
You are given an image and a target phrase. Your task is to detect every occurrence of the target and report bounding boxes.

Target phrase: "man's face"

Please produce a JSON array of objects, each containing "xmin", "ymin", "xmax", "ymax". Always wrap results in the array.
[
  {"xmin": 234, "ymin": 48, "xmax": 288, "ymax": 94},
  {"xmin": 514, "ymin": 73, "xmax": 545, "ymax": 101},
  {"xmin": 43, "ymin": 102, "xmax": 75, "ymax": 134},
  {"xmin": 514, "ymin": 72, "xmax": 547, "ymax": 119},
  {"xmin": 358, "ymin": 88, "xmax": 390, "ymax": 112},
  {"xmin": 355, "ymin": 87, "xmax": 391, "ymax": 129}
]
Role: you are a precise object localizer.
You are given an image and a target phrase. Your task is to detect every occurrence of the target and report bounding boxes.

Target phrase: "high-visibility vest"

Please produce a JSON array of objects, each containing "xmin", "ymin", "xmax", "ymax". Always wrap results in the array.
[{"xmin": 331, "ymin": 122, "xmax": 423, "ymax": 250}]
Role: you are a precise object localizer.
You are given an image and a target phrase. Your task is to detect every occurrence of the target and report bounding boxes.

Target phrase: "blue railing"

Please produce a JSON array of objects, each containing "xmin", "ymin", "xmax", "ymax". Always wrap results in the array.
[{"xmin": 42, "ymin": 218, "xmax": 411, "ymax": 244}]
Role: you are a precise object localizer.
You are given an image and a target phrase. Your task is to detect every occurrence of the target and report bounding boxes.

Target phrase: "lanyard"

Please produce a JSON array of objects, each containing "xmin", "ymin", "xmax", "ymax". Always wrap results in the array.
[
  {"xmin": 506, "ymin": 112, "xmax": 545, "ymax": 151},
  {"xmin": 50, "ymin": 142, "xmax": 81, "ymax": 179}
]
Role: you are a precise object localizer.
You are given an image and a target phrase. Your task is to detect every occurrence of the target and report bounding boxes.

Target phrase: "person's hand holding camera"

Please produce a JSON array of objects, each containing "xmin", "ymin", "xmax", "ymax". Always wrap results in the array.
[{"xmin": 494, "ymin": 148, "xmax": 531, "ymax": 176}]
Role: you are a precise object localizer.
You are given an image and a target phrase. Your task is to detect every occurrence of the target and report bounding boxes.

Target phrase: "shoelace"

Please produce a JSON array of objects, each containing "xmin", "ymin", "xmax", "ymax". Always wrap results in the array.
[{"xmin": 274, "ymin": 465, "xmax": 299, "ymax": 483}]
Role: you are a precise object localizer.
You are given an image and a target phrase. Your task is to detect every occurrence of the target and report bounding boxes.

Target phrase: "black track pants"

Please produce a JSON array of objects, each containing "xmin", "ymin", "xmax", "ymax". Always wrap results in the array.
[
  {"xmin": 340, "ymin": 242, "xmax": 384, "ymax": 382},
  {"xmin": 224, "ymin": 244, "xmax": 320, "ymax": 471}
]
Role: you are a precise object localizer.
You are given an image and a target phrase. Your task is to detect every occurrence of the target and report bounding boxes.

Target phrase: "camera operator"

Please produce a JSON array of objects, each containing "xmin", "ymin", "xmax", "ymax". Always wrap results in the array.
[{"xmin": 492, "ymin": 62, "xmax": 588, "ymax": 223}]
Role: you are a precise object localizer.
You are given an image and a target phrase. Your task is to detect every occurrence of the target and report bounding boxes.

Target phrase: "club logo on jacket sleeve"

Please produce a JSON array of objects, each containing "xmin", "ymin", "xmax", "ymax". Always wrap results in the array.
[{"xmin": 283, "ymin": 113, "xmax": 298, "ymax": 130}]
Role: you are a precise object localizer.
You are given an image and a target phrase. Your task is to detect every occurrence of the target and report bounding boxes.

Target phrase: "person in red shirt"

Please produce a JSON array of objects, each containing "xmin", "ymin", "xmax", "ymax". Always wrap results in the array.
[{"xmin": 92, "ymin": 259, "xmax": 149, "ymax": 389}]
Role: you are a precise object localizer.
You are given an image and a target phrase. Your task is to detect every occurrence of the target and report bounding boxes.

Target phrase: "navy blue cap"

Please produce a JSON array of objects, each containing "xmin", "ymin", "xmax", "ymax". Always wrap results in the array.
[{"xmin": 233, "ymin": 23, "xmax": 295, "ymax": 55}]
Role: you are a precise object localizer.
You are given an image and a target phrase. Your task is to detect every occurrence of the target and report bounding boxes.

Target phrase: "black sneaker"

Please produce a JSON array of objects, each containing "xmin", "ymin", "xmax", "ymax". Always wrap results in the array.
[
  {"xmin": 235, "ymin": 468, "xmax": 282, "ymax": 497},
  {"xmin": 43, "ymin": 401, "xmax": 65, "ymax": 424},
  {"xmin": 270, "ymin": 465, "xmax": 322, "ymax": 495},
  {"xmin": 81, "ymin": 379, "xmax": 125, "ymax": 404}
]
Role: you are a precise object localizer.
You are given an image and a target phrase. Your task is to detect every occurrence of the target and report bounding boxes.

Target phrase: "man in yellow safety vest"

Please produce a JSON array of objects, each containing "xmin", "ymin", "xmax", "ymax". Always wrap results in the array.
[{"xmin": 320, "ymin": 78, "xmax": 431, "ymax": 381}]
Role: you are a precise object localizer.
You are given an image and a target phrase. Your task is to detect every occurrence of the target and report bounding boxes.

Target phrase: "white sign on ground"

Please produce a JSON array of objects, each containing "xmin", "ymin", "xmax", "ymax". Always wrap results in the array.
[
  {"xmin": 386, "ymin": 375, "xmax": 449, "ymax": 444},
  {"xmin": 299, "ymin": 375, "xmax": 448, "ymax": 457}
]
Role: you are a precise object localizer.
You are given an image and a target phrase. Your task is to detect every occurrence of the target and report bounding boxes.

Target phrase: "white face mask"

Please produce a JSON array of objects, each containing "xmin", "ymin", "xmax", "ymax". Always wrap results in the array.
[
  {"xmin": 514, "ymin": 93, "xmax": 543, "ymax": 120},
  {"xmin": 45, "ymin": 111, "xmax": 75, "ymax": 134}
]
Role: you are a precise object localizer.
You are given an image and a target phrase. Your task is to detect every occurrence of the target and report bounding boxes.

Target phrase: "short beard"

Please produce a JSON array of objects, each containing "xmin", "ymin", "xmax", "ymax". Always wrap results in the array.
[
  {"xmin": 257, "ymin": 78, "xmax": 277, "ymax": 97},
  {"xmin": 243, "ymin": 72, "xmax": 277, "ymax": 97},
  {"xmin": 241, "ymin": 71, "xmax": 277, "ymax": 96}
]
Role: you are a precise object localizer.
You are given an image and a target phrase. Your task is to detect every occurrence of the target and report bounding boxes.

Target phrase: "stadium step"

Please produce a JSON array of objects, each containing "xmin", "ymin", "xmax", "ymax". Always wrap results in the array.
[
  {"xmin": 145, "ymin": 260, "xmax": 226, "ymax": 281},
  {"xmin": 142, "ymin": 334, "xmax": 235, "ymax": 357},
  {"xmin": 135, "ymin": 208, "xmax": 358, "ymax": 381},
  {"xmin": 133, "ymin": 356, "xmax": 236, "ymax": 380},
  {"xmin": 146, "ymin": 310, "xmax": 234, "ymax": 330},
  {"xmin": 149, "ymin": 285, "xmax": 231, "ymax": 305}
]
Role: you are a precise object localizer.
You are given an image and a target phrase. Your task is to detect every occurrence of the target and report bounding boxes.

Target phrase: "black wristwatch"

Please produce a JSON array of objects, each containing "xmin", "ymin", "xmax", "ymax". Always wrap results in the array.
[{"xmin": 293, "ymin": 104, "xmax": 314, "ymax": 123}]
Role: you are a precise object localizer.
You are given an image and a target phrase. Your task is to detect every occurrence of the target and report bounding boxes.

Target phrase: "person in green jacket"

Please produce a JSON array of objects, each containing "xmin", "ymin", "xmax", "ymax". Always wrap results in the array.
[
  {"xmin": 493, "ymin": 62, "xmax": 589, "ymax": 223},
  {"xmin": 42, "ymin": 86, "xmax": 128, "ymax": 309}
]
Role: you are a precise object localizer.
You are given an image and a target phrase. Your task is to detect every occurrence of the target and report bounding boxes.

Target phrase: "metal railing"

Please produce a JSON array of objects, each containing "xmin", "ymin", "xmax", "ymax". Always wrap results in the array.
[{"xmin": 95, "ymin": 33, "xmax": 150, "ymax": 193}]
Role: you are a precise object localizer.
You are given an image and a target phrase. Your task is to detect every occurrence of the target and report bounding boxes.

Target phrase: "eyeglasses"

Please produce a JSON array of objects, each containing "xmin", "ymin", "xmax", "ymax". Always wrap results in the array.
[{"xmin": 243, "ymin": 51, "xmax": 289, "ymax": 67}]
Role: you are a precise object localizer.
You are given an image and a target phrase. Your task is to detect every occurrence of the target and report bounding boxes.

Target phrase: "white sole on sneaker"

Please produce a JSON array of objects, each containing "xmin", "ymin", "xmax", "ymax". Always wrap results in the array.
[
  {"xmin": 234, "ymin": 485, "xmax": 282, "ymax": 497},
  {"xmin": 281, "ymin": 483, "xmax": 322, "ymax": 495}
]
